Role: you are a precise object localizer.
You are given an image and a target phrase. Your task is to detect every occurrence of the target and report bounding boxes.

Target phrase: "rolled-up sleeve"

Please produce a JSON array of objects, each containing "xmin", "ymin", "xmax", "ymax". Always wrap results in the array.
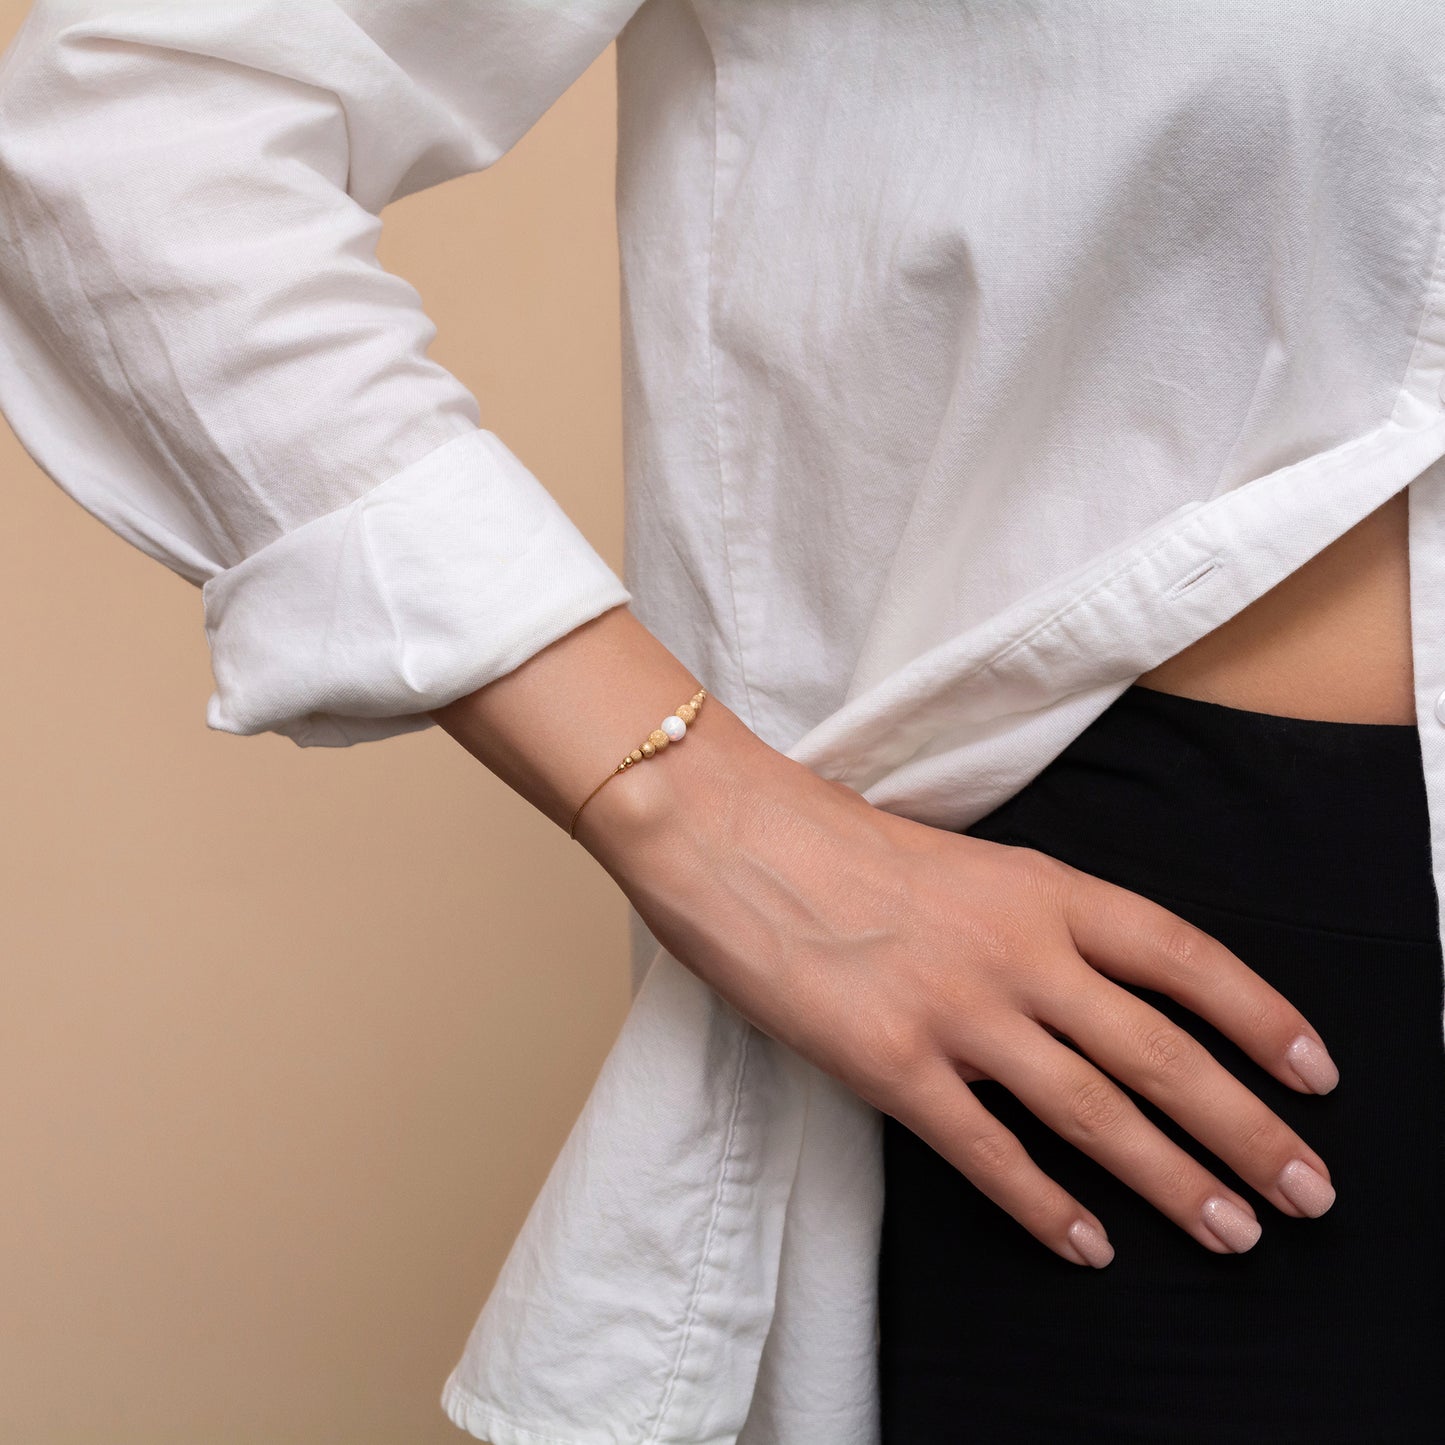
[{"xmin": 0, "ymin": 0, "xmax": 641, "ymax": 746}]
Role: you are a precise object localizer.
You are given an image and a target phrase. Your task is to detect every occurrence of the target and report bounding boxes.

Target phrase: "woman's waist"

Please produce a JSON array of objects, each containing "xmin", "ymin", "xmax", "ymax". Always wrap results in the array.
[
  {"xmin": 962, "ymin": 681, "xmax": 1438, "ymax": 943},
  {"xmin": 1133, "ymin": 491, "xmax": 1416, "ymax": 724}
]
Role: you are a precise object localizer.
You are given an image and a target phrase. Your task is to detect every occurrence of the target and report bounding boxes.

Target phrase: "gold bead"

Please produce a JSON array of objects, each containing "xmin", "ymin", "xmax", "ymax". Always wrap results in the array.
[
  {"xmin": 648, "ymin": 728, "xmax": 670, "ymax": 749},
  {"xmin": 640, "ymin": 740, "xmax": 656, "ymax": 757},
  {"xmin": 676, "ymin": 704, "xmax": 696, "ymax": 723},
  {"xmin": 631, "ymin": 749, "xmax": 644, "ymax": 762}
]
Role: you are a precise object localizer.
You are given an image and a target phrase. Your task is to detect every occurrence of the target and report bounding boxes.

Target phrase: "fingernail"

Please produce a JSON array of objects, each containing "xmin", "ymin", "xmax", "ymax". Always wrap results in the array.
[
  {"xmin": 1201, "ymin": 1196, "xmax": 1262, "ymax": 1253},
  {"xmin": 1067, "ymin": 1218, "xmax": 1115, "ymax": 1268},
  {"xmin": 1276, "ymin": 1158, "xmax": 1336, "ymax": 1218},
  {"xmin": 1286, "ymin": 1034, "xmax": 1339, "ymax": 1094}
]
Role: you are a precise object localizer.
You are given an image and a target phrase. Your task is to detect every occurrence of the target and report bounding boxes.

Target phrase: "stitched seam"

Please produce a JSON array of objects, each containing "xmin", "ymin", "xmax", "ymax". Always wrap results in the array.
[
  {"xmin": 1388, "ymin": 105, "xmax": 1445, "ymax": 426},
  {"xmin": 701, "ymin": 34, "xmax": 759, "ymax": 734},
  {"xmin": 642, "ymin": 1024, "xmax": 753, "ymax": 1444}
]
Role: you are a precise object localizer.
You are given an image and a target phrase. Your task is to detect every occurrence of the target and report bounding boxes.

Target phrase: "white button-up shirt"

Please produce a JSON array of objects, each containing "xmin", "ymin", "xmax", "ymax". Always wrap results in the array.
[{"xmin": 5, "ymin": 3, "xmax": 1445, "ymax": 1441}]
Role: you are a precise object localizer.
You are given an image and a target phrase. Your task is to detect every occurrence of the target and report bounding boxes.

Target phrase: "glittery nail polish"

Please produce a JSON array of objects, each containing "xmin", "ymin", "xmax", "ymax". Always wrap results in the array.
[
  {"xmin": 1286, "ymin": 1034, "xmax": 1340, "ymax": 1094},
  {"xmin": 1067, "ymin": 1218, "xmax": 1115, "ymax": 1268},
  {"xmin": 1276, "ymin": 1158, "xmax": 1336, "ymax": 1217},
  {"xmin": 1201, "ymin": 1196, "xmax": 1262, "ymax": 1253}
]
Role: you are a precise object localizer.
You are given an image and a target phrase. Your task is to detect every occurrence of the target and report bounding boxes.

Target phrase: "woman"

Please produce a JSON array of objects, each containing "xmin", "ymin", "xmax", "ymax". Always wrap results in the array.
[{"xmin": 1, "ymin": 2, "xmax": 1442, "ymax": 1441}]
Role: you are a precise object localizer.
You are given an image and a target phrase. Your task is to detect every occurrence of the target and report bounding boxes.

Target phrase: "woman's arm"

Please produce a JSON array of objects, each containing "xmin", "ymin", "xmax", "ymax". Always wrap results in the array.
[
  {"xmin": 432, "ymin": 595, "xmax": 1340, "ymax": 1268},
  {"xmin": 0, "ymin": 0, "xmax": 644, "ymax": 746}
]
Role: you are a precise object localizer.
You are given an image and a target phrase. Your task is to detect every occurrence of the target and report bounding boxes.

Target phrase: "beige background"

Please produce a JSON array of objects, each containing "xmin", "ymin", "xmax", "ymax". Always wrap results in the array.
[{"xmin": 0, "ymin": 10, "xmax": 628, "ymax": 1443}]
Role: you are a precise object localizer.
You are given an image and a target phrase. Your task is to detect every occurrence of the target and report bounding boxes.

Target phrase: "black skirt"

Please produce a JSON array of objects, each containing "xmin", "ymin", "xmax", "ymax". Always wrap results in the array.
[{"xmin": 877, "ymin": 681, "xmax": 1445, "ymax": 1443}]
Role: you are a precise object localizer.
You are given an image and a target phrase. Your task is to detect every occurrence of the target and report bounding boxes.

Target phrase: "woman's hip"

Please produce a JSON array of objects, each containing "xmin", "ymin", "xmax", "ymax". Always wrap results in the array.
[{"xmin": 878, "ymin": 681, "xmax": 1445, "ymax": 1441}]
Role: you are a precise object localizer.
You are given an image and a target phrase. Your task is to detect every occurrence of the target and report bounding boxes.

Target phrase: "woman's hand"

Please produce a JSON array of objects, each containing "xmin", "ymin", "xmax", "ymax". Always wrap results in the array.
[
  {"xmin": 579, "ymin": 703, "xmax": 1338, "ymax": 1268},
  {"xmin": 428, "ymin": 603, "xmax": 1336, "ymax": 1269}
]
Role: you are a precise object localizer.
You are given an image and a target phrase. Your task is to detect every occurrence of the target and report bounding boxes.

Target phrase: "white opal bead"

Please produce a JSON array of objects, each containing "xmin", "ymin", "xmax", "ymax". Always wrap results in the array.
[{"xmin": 660, "ymin": 714, "xmax": 687, "ymax": 741}]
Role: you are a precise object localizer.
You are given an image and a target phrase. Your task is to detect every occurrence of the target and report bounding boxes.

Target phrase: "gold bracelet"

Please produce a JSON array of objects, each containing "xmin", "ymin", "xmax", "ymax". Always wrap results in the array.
[{"xmin": 568, "ymin": 687, "xmax": 708, "ymax": 840}]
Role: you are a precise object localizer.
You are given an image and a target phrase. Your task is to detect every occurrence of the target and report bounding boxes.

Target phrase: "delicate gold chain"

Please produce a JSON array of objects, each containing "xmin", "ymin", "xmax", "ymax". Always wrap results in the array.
[{"xmin": 568, "ymin": 688, "xmax": 708, "ymax": 840}]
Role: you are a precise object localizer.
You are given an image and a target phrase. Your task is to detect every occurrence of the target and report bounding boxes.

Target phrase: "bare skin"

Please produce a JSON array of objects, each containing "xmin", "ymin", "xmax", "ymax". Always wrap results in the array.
[
  {"xmin": 423, "ymin": 490, "xmax": 1415, "ymax": 1270},
  {"xmin": 1136, "ymin": 489, "xmax": 1414, "ymax": 722}
]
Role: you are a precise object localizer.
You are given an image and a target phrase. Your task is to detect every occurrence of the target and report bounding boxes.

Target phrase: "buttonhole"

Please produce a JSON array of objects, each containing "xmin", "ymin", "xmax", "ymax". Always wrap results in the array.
[{"xmin": 1166, "ymin": 559, "xmax": 1221, "ymax": 599}]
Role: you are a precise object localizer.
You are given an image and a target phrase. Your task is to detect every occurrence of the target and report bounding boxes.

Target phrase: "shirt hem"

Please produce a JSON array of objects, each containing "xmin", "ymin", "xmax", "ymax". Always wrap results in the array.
[{"xmin": 440, "ymin": 1376, "xmax": 597, "ymax": 1445}]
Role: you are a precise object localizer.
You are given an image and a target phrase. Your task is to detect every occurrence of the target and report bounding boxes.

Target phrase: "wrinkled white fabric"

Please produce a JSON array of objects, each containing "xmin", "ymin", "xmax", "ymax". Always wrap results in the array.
[{"xmin": 4, "ymin": 3, "xmax": 1445, "ymax": 1442}]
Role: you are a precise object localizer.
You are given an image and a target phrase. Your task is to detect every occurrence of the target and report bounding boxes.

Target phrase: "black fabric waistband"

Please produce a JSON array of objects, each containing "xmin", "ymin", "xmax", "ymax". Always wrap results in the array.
[{"xmin": 963, "ymin": 682, "xmax": 1439, "ymax": 942}]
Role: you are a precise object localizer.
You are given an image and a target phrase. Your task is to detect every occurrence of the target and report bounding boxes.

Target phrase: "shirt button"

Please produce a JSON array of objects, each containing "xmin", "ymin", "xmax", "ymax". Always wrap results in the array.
[{"xmin": 1435, "ymin": 688, "xmax": 1445, "ymax": 725}]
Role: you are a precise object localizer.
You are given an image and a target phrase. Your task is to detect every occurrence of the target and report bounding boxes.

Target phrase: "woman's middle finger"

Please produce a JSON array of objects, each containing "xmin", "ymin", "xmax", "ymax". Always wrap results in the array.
[
  {"xmin": 1035, "ymin": 972, "xmax": 1337, "ymax": 1221},
  {"xmin": 977, "ymin": 1012, "xmax": 1266, "ymax": 1254}
]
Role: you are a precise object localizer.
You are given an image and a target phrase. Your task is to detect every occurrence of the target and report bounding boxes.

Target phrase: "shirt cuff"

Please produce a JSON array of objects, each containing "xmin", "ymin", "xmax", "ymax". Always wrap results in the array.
[{"xmin": 200, "ymin": 428, "xmax": 631, "ymax": 747}]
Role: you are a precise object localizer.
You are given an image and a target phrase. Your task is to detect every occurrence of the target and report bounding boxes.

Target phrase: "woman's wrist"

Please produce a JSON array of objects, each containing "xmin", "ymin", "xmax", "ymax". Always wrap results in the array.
[
  {"xmin": 569, "ymin": 694, "xmax": 784, "ymax": 866},
  {"xmin": 425, "ymin": 602, "xmax": 784, "ymax": 858}
]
